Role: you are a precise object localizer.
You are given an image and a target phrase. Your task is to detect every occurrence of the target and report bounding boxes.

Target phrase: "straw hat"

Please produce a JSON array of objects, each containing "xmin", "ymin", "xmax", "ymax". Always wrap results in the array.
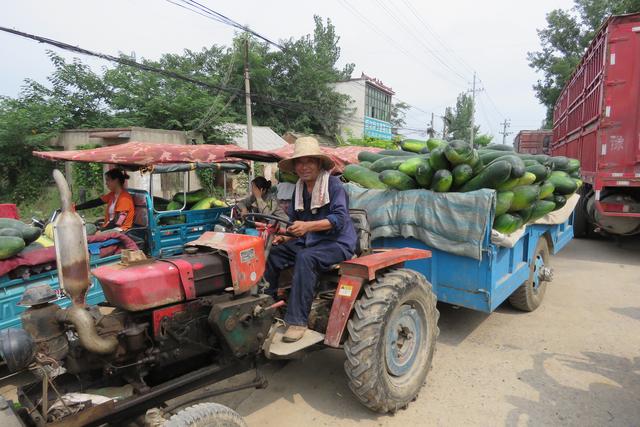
[{"xmin": 278, "ymin": 136, "xmax": 335, "ymax": 173}]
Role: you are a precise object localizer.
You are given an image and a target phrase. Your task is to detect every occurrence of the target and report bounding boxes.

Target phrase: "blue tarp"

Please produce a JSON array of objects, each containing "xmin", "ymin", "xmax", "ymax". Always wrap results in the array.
[{"xmin": 345, "ymin": 184, "xmax": 495, "ymax": 260}]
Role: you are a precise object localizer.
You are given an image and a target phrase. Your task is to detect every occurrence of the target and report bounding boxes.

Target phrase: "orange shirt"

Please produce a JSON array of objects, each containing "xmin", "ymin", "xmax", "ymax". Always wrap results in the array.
[{"xmin": 100, "ymin": 191, "xmax": 135, "ymax": 231}]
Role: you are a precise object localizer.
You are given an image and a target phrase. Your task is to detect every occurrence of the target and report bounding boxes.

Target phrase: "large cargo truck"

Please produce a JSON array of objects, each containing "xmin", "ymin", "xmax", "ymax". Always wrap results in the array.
[{"xmin": 551, "ymin": 13, "xmax": 640, "ymax": 237}]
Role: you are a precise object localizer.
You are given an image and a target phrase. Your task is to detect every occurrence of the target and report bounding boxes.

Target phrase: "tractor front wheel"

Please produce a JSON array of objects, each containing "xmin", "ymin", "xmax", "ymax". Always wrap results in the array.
[
  {"xmin": 343, "ymin": 268, "xmax": 439, "ymax": 413},
  {"xmin": 165, "ymin": 403, "xmax": 247, "ymax": 427}
]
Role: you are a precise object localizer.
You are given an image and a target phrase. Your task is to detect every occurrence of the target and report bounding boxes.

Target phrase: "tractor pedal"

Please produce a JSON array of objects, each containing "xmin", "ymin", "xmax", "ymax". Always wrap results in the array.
[{"xmin": 263, "ymin": 325, "xmax": 324, "ymax": 358}]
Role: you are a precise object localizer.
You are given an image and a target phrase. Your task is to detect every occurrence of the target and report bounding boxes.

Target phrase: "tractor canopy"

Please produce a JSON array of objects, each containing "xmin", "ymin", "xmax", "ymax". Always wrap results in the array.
[{"xmin": 32, "ymin": 141, "xmax": 249, "ymax": 173}]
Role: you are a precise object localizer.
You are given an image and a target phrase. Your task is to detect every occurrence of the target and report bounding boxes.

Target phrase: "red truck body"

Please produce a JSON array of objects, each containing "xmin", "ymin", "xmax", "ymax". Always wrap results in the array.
[
  {"xmin": 551, "ymin": 13, "xmax": 640, "ymax": 236},
  {"xmin": 514, "ymin": 130, "xmax": 552, "ymax": 154}
]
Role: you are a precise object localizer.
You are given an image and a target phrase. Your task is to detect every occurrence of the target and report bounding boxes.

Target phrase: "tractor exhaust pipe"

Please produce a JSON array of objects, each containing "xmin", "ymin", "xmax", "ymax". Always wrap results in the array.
[
  {"xmin": 52, "ymin": 170, "xmax": 117, "ymax": 355},
  {"xmin": 56, "ymin": 307, "xmax": 118, "ymax": 355}
]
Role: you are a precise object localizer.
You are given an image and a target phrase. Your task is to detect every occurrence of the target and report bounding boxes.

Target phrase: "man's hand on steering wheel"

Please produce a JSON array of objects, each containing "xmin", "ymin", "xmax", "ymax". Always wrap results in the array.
[
  {"xmin": 243, "ymin": 213, "xmax": 294, "ymax": 245},
  {"xmin": 287, "ymin": 221, "xmax": 312, "ymax": 237}
]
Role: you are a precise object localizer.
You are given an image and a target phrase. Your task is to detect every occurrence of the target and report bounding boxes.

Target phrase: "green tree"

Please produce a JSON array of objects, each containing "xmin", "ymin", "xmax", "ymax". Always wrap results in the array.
[
  {"xmin": 474, "ymin": 134, "xmax": 493, "ymax": 147},
  {"xmin": 391, "ymin": 101, "xmax": 410, "ymax": 132},
  {"xmin": 0, "ymin": 16, "xmax": 356, "ymax": 203},
  {"xmin": 529, "ymin": 0, "xmax": 640, "ymax": 126},
  {"xmin": 443, "ymin": 93, "xmax": 479, "ymax": 142}
]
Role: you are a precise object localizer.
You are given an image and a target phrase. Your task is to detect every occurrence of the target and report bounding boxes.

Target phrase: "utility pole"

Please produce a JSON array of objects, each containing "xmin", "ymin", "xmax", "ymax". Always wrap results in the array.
[
  {"xmin": 499, "ymin": 119, "xmax": 512, "ymax": 144},
  {"xmin": 441, "ymin": 116, "xmax": 447, "ymax": 140},
  {"xmin": 466, "ymin": 71, "xmax": 484, "ymax": 147},
  {"xmin": 427, "ymin": 113, "xmax": 435, "ymax": 138},
  {"xmin": 243, "ymin": 36, "xmax": 254, "ymax": 180}
]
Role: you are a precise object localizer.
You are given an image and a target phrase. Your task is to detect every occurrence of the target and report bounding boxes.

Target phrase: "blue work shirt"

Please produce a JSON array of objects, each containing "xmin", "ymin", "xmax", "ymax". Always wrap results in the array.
[{"xmin": 288, "ymin": 175, "xmax": 357, "ymax": 257}]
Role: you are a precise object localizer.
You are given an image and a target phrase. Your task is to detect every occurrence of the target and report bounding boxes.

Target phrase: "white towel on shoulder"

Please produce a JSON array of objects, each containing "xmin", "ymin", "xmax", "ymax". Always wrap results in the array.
[{"xmin": 294, "ymin": 170, "xmax": 331, "ymax": 214}]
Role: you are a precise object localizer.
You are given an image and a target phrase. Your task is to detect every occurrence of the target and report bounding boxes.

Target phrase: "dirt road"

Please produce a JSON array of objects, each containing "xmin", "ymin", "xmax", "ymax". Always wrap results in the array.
[{"xmin": 231, "ymin": 237, "xmax": 640, "ymax": 426}]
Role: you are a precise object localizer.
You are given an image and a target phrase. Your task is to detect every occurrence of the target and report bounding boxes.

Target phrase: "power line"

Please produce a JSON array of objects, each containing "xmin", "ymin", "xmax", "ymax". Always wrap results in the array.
[
  {"xmin": 397, "ymin": 1, "xmax": 507, "ymax": 127},
  {"xmin": 336, "ymin": 0, "xmax": 466, "ymax": 89},
  {"xmin": 371, "ymin": 0, "xmax": 469, "ymax": 83},
  {"xmin": 476, "ymin": 95, "xmax": 495, "ymax": 135},
  {"xmin": 401, "ymin": 0, "xmax": 475, "ymax": 75},
  {"xmin": 0, "ymin": 26, "xmax": 362, "ymax": 131},
  {"xmin": 167, "ymin": 0, "xmax": 285, "ymax": 50}
]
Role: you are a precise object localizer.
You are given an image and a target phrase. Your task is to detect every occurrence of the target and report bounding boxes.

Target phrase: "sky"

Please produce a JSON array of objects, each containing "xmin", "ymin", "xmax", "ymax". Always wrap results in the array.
[{"xmin": 0, "ymin": 0, "xmax": 575, "ymax": 144}]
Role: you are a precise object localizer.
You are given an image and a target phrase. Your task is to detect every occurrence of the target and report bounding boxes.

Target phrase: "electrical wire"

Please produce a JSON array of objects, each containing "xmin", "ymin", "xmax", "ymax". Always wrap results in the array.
[
  {"xmin": 336, "ymin": 0, "xmax": 465, "ymax": 89},
  {"xmin": 167, "ymin": 0, "xmax": 285, "ymax": 50},
  {"xmin": 398, "ymin": 0, "xmax": 507, "ymax": 126},
  {"xmin": 0, "ymin": 26, "xmax": 361, "ymax": 131},
  {"xmin": 372, "ymin": 0, "xmax": 470, "ymax": 83}
]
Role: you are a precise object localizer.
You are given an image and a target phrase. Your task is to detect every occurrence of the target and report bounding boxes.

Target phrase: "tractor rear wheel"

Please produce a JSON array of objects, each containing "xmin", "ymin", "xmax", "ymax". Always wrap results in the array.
[
  {"xmin": 343, "ymin": 268, "xmax": 438, "ymax": 413},
  {"xmin": 165, "ymin": 403, "xmax": 247, "ymax": 427}
]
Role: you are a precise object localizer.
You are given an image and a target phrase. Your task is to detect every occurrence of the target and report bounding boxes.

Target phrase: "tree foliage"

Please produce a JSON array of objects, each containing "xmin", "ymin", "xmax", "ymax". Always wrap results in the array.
[
  {"xmin": 443, "ymin": 92, "xmax": 479, "ymax": 142},
  {"xmin": 390, "ymin": 101, "xmax": 410, "ymax": 131},
  {"xmin": 529, "ymin": 0, "xmax": 640, "ymax": 126},
  {"xmin": 0, "ymin": 16, "xmax": 354, "ymax": 203}
]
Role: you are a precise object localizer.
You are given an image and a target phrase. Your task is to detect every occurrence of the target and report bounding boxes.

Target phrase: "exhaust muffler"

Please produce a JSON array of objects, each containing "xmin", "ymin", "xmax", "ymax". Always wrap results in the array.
[{"xmin": 52, "ymin": 170, "xmax": 117, "ymax": 354}]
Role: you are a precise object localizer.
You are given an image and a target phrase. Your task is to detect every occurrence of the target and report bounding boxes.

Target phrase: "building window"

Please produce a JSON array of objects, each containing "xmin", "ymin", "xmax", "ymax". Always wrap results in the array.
[{"xmin": 365, "ymin": 83, "xmax": 391, "ymax": 122}]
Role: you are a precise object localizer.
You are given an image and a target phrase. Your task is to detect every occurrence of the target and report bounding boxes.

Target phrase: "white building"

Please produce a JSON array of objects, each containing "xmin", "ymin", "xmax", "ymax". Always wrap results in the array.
[{"xmin": 332, "ymin": 73, "xmax": 395, "ymax": 141}]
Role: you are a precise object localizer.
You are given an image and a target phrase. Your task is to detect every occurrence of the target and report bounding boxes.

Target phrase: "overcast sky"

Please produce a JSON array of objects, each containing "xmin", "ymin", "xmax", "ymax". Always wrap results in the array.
[{"xmin": 0, "ymin": 0, "xmax": 574, "ymax": 144}]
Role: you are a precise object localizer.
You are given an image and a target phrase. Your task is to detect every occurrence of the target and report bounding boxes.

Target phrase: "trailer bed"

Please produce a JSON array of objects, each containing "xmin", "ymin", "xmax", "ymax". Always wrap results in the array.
[{"xmin": 375, "ymin": 217, "xmax": 574, "ymax": 312}]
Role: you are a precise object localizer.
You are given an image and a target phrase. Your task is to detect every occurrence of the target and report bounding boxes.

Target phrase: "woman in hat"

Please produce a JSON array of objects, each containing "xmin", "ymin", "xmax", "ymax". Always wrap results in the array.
[{"xmin": 263, "ymin": 137, "xmax": 357, "ymax": 343}]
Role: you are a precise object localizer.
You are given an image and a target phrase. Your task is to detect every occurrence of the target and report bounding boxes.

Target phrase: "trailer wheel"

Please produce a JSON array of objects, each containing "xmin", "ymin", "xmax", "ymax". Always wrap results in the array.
[
  {"xmin": 344, "ymin": 268, "xmax": 438, "ymax": 413},
  {"xmin": 509, "ymin": 239, "xmax": 550, "ymax": 312},
  {"xmin": 165, "ymin": 403, "xmax": 247, "ymax": 427}
]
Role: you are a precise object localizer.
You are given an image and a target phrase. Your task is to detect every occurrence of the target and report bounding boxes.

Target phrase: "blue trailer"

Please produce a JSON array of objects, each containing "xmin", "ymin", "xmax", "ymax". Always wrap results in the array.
[{"xmin": 375, "ymin": 216, "xmax": 574, "ymax": 312}]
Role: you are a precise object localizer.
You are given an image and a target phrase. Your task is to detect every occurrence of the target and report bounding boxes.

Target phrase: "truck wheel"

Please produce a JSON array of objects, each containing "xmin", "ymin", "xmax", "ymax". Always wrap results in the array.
[
  {"xmin": 509, "ymin": 239, "xmax": 550, "ymax": 312},
  {"xmin": 165, "ymin": 403, "xmax": 247, "ymax": 427},
  {"xmin": 344, "ymin": 268, "xmax": 438, "ymax": 413},
  {"xmin": 573, "ymin": 189, "xmax": 590, "ymax": 238}
]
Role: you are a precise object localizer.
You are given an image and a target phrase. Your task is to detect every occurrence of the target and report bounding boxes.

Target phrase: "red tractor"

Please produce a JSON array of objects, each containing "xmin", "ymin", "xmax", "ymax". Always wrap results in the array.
[{"xmin": 0, "ymin": 171, "xmax": 438, "ymax": 426}]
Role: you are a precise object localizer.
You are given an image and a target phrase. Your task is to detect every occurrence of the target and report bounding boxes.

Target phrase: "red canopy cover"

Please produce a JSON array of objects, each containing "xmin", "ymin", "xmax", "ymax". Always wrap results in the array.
[
  {"xmin": 227, "ymin": 145, "xmax": 382, "ymax": 173},
  {"xmin": 33, "ymin": 142, "xmax": 238, "ymax": 166},
  {"xmin": 33, "ymin": 141, "xmax": 382, "ymax": 173}
]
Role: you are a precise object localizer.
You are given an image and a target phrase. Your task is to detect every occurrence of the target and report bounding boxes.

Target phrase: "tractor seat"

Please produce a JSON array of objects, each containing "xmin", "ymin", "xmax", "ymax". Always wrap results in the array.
[
  {"xmin": 350, "ymin": 209, "xmax": 371, "ymax": 257},
  {"xmin": 125, "ymin": 193, "xmax": 150, "ymax": 252},
  {"xmin": 329, "ymin": 210, "xmax": 371, "ymax": 269}
]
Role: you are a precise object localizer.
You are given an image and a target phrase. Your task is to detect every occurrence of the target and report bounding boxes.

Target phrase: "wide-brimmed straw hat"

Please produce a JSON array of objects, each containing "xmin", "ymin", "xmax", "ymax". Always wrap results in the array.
[{"xmin": 278, "ymin": 136, "xmax": 335, "ymax": 173}]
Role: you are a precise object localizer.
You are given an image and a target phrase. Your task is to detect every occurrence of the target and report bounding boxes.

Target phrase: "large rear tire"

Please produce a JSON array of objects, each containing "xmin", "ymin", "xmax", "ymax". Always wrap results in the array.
[
  {"xmin": 508, "ymin": 238, "xmax": 550, "ymax": 312},
  {"xmin": 573, "ymin": 187, "xmax": 590, "ymax": 238},
  {"xmin": 343, "ymin": 268, "xmax": 439, "ymax": 413},
  {"xmin": 165, "ymin": 403, "xmax": 247, "ymax": 427}
]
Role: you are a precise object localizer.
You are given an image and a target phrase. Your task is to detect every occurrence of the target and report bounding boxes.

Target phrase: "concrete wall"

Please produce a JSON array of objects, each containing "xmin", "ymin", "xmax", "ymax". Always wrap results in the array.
[
  {"xmin": 332, "ymin": 80, "xmax": 366, "ymax": 140},
  {"xmin": 53, "ymin": 127, "xmax": 204, "ymax": 200}
]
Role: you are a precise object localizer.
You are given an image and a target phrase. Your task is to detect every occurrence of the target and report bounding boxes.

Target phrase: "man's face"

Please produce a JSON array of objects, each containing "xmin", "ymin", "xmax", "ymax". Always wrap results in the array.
[{"xmin": 294, "ymin": 157, "xmax": 321, "ymax": 182}]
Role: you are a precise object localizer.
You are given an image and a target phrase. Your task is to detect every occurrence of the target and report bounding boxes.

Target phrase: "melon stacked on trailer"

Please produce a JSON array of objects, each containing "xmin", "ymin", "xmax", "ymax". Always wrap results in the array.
[
  {"xmin": 0, "ymin": 219, "xmax": 45, "ymax": 260},
  {"xmin": 339, "ymin": 139, "xmax": 582, "ymax": 234}
]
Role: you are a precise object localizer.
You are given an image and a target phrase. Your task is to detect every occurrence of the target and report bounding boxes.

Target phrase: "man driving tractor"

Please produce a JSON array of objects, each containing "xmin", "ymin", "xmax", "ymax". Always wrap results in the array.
[{"xmin": 265, "ymin": 137, "xmax": 357, "ymax": 343}]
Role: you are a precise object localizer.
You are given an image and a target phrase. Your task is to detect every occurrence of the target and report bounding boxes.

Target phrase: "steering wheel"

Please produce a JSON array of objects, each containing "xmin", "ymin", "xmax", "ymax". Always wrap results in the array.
[{"xmin": 243, "ymin": 213, "xmax": 293, "ymax": 228}]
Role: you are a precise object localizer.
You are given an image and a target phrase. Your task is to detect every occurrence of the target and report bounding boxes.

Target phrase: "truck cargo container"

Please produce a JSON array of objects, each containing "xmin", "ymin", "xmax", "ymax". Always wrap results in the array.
[
  {"xmin": 551, "ymin": 13, "xmax": 640, "ymax": 237},
  {"xmin": 514, "ymin": 130, "xmax": 552, "ymax": 154}
]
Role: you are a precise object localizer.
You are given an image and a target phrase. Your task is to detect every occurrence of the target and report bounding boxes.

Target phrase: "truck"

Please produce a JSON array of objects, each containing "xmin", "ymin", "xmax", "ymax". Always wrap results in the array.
[
  {"xmin": 514, "ymin": 130, "xmax": 552, "ymax": 155},
  {"xmin": 551, "ymin": 13, "xmax": 640, "ymax": 237}
]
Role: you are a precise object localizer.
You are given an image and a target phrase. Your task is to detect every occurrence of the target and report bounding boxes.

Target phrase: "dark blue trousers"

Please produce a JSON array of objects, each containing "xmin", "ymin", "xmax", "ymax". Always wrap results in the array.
[{"xmin": 264, "ymin": 239, "xmax": 351, "ymax": 326}]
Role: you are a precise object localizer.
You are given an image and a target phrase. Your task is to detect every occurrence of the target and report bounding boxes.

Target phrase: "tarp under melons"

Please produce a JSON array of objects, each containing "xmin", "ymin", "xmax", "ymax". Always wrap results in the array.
[{"xmin": 345, "ymin": 183, "xmax": 494, "ymax": 260}]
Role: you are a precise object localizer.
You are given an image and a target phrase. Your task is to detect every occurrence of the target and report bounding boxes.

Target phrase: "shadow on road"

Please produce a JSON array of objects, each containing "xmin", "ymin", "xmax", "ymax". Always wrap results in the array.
[
  {"xmin": 236, "ymin": 348, "xmax": 383, "ymax": 422},
  {"xmin": 506, "ymin": 351, "xmax": 640, "ymax": 426},
  {"xmin": 558, "ymin": 236, "xmax": 640, "ymax": 266},
  {"xmin": 610, "ymin": 306, "xmax": 640, "ymax": 321},
  {"xmin": 436, "ymin": 302, "xmax": 491, "ymax": 346}
]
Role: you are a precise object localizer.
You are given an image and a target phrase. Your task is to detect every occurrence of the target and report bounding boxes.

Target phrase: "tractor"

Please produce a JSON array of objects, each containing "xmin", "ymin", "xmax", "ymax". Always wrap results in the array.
[{"xmin": 0, "ymin": 170, "xmax": 438, "ymax": 426}]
